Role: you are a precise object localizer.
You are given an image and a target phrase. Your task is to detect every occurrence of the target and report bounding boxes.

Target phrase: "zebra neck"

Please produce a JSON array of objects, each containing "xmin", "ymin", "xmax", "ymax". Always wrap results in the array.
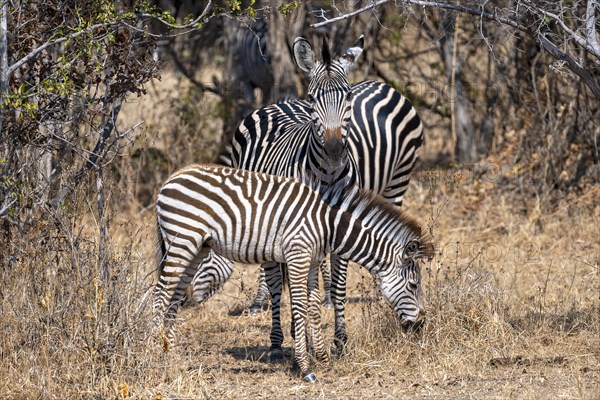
[{"xmin": 329, "ymin": 210, "xmax": 393, "ymax": 274}]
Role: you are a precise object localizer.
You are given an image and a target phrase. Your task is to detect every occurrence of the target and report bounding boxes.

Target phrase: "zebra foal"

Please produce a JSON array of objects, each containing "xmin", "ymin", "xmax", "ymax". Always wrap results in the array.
[{"xmin": 153, "ymin": 164, "xmax": 433, "ymax": 382}]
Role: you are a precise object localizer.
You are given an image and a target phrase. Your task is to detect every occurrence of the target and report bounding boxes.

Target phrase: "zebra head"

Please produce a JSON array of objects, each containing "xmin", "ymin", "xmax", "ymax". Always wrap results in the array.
[
  {"xmin": 379, "ymin": 238, "xmax": 434, "ymax": 333},
  {"xmin": 293, "ymin": 35, "xmax": 364, "ymax": 169}
]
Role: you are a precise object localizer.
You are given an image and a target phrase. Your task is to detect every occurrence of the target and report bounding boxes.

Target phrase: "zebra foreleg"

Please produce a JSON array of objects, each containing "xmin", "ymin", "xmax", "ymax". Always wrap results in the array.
[
  {"xmin": 330, "ymin": 255, "xmax": 349, "ymax": 353},
  {"xmin": 287, "ymin": 256, "xmax": 316, "ymax": 383},
  {"xmin": 308, "ymin": 263, "xmax": 329, "ymax": 363},
  {"xmin": 319, "ymin": 258, "xmax": 333, "ymax": 308}
]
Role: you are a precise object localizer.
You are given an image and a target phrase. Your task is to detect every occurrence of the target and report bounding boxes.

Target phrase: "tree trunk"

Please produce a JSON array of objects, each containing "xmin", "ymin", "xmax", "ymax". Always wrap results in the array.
[
  {"xmin": 440, "ymin": 12, "xmax": 478, "ymax": 163},
  {"xmin": 266, "ymin": 7, "xmax": 304, "ymax": 100},
  {"xmin": 0, "ymin": 3, "xmax": 9, "ymax": 144}
]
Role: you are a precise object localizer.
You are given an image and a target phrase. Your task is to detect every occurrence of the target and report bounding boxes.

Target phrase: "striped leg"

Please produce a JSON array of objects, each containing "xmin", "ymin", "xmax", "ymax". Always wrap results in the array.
[
  {"xmin": 330, "ymin": 255, "xmax": 350, "ymax": 352},
  {"xmin": 287, "ymin": 255, "xmax": 315, "ymax": 382},
  {"xmin": 253, "ymin": 259, "xmax": 331, "ymax": 315},
  {"xmin": 308, "ymin": 263, "xmax": 329, "ymax": 363},
  {"xmin": 249, "ymin": 266, "xmax": 270, "ymax": 315},
  {"xmin": 154, "ymin": 244, "xmax": 209, "ymax": 350},
  {"xmin": 319, "ymin": 259, "xmax": 332, "ymax": 308},
  {"xmin": 264, "ymin": 262, "xmax": 285, "ymax": 361},
  {"xmin": 189, "ymin": 251, "xmax": 235, "ymax": 305}
]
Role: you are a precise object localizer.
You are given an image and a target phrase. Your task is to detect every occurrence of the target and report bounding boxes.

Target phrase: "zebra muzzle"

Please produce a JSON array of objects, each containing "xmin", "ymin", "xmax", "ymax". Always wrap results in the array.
[
  {"xmin": 400, "ymin": 315, "xmax": 426, "ymax": 334},
  {"xmin": 323, "ymin": 137, "xmax": 346, "ymax": 166}
]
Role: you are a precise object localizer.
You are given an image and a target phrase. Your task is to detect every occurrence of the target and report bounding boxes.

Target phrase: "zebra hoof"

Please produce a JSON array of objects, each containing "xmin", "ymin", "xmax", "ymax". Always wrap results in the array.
[
  {"xmin": 334, "ymin": 335, "xmax": 348, "ymax": 350},
  {"xmin": 268, "ymin": 348, "xmax": 285, "ymax": 362},
  {"xmin": 303, "ymin": 372, "xmax": 317, "ymax": 383}
]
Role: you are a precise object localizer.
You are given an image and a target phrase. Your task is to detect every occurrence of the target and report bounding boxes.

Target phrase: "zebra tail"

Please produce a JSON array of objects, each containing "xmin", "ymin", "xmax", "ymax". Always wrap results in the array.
[
  {"xmin": 280, "ymin": 263, "xmax": 289, "ymax": 291},
  {"xmin": 155, "ymin": 219, "xmax": 166, "ymax": 278}
]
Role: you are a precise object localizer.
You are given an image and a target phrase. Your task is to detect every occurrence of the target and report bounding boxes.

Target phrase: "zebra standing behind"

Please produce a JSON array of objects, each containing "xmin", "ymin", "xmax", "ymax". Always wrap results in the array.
[
  {"xmin": 190, "ymin": 34, "xmax": 425, "ymax": 352},
  {"xmin": 153, "ymin": 164, "xmax": 434, "ymax": 382}
]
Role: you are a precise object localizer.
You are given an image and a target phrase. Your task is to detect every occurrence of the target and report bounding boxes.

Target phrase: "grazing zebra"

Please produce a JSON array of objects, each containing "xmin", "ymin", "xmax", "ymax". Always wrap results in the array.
[
  {"xmin": 231, "ymin": 18, "xmax": 274, "ymax": 114},
  {"xmin": 153, "ymin": 164, "xmax": 433, "ymax": 382},
  {"xmin": 192, "ymin": 34, "xmax": 424, "ymax": 351}
]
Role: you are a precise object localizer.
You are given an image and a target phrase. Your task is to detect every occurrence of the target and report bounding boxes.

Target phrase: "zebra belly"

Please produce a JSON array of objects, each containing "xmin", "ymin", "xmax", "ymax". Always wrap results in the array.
[{"xmin": 208, "ymin": 230, "xmax": 286, "ymax": 265}]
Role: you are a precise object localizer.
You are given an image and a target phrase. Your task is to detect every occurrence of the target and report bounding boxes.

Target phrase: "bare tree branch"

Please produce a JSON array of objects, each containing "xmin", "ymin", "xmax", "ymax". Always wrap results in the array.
[
  {"xmin": 311, "ymin": 0, "xmax": 392, "ymax": 27},
  {"xmin": 312, "ymin": 0, "xmax": 600, "ymax": 99},
  {"xmin": 536, "ymin": 34, "xmax": 600, "ymax": 99},
  {"xmin": 8, "ymin": 2, "xmax": 214, "ymax": 77},
  {"xmin": 1, "ymin": 2, "xmax": 10, "ymax": 138},
  {"xmin": 49, "ymin": 101, "xmax": 122, "ymax": 208},
  {"xmin": 7, "ymin": 21, "xmax": 119, "ymax": 77},
  {"xmin": 523, "ymin": 0, "xmax": 600, "ymax": 58},
  {"xmin": 586, "ymin": 0, "xmax": 599, "ymax": 53},
  {"xmin": 312, "ymin": 0, "xmax": 525, "ymax": 31}
]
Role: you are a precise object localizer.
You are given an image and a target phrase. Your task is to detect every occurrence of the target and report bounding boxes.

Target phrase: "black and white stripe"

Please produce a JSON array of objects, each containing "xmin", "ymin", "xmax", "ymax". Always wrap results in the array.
[
  {"xmin": 195, "ymin": 35, "xmax": 424, "ymax": 350},
  {"xmin": 153, "ymin": 164, "xmax": 433, "ymax": 382}
]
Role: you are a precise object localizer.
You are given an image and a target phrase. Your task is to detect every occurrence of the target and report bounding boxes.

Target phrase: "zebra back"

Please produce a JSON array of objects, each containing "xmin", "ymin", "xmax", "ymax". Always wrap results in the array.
[{"xmin": 222, "ymin": 79, "xmax": 422, "ymax": 204}]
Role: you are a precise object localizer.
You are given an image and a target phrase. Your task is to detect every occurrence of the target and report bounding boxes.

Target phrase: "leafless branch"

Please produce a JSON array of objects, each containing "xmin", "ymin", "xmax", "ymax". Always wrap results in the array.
[
  {"xmin": 312, "ymin": 0, "xmax": 525, "ymax": 31},
  {"xmin": 536, "ymin": 34, "xmax": 600, "ymax": 99},
  {"xmin": 49, "ymin": 101, "xmax": 123, "ymax": 208},
  {"xmin": 0, "ymin": 196, "xmax": 16, "ymax": 218},
  {"xmin": 134, "ymin": 0, "xmax": 212, "ymax": 30},
  {"xmin": 585, "ymin": 0, "xmax": 599, "ymax": 52},
  {"xmin": 522, "ymin": 0, "xmax": 600, "ymax": 58},
  {"xmin": 7, "ymin": 21, "xmax": 119, "ymax": 76},
  {"xmin": 312, "ymin": 0, "xmax": 600, "ymax": 99}
]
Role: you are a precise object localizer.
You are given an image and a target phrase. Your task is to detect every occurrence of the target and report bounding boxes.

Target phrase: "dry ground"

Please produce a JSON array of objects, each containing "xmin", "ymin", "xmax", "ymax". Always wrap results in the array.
[{"xmin": 1, "ymin": 73, "xmax": 598, "ymax": 399}]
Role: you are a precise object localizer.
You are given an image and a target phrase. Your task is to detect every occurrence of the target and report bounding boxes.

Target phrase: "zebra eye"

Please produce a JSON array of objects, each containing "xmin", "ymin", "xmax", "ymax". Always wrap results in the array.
[
  {"xmin": 307, "ymin": 93, "xmax": 316, "ymax": 103},
  {"xmin": 345, "ymin": 91, "xmax": 353, "ymax": 101},
  {"xmin": 403, "ymin": 240, "xmax": 420, "ymax": 261}
]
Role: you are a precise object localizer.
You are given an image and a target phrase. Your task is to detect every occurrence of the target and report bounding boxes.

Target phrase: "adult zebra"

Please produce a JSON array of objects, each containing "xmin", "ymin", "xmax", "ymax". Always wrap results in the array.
[
  {"xmin": 154, "ymin": 164, "xmax": 433, "ymax": 382},
  {"xmin": 190, "ymin": 35, "xmax": 424, "ymax": 351},
  {"xmin": 231, "ymin": 18, "xmax": 274, "ymax": 113}
]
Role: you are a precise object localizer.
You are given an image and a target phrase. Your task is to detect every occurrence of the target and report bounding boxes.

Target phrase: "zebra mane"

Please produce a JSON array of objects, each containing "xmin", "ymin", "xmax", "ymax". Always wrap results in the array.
[
  {"xmin": 321, "ymin": 34, "xmax": 332, "ymax": 67},
  {"xmin": 350, "ymin": 191, "xmax": 434, "ymax": 258},
  {"xmin": 300, "ymin": 172, "xmax": 433, "ymax": 257}
]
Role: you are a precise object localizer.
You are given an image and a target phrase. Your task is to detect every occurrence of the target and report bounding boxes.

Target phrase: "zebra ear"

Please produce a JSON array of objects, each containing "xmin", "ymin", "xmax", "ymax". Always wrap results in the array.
[
  {"xmin": 293, "ymin": 37, "xmax": 316, "ymax": 73},
  {"xmin": 339, "ymin": 35, "xmax": 364, "ymax": 72}
]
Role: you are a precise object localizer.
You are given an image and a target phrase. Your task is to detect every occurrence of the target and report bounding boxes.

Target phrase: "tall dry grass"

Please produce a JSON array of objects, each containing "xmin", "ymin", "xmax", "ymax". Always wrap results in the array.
[{"xmin": 1, "ymin": 168, "xmax": 598, "ymax": 399}]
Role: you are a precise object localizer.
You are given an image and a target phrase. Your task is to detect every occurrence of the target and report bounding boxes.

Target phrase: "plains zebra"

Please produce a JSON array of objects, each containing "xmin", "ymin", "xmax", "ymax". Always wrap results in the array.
[
  {"xmin": 231, "ymin": 18, "xmax": 274, "ymax": 114},
  {"xmin": 191, "ymin": 35, "xmax": 424, "ymax": 351},
  {"xmin": 153, "ymin": 164, "xmax": 433, "ymax": 382}
]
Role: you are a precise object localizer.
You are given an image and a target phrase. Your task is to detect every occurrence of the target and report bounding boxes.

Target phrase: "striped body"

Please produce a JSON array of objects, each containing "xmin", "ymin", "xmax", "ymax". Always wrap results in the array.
[
  {"xmin": 229, "ymin": 80, "xmax": 422, "ymax": 202},
  {"xmin": 153, "ymin": 164, "xmax": 433, "ymax": 381}
]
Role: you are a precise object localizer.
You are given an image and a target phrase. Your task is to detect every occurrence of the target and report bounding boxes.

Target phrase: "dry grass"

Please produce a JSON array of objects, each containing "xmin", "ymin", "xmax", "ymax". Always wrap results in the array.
[{"xmin": 1, "ymin": 72, "xmax": 598, "ymax": 399}]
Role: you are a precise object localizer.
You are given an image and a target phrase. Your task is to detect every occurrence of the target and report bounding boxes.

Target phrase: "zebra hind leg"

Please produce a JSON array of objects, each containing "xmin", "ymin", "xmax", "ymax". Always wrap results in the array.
[
  {"xmin": 153, "ymin": 247, "xmax": 209, "ymax": 351},
  {"xmin": 189, "ymin": 251, "xmax": 235, "ymax": 306},
  {"xmin": 319, "ymin": 258, "xmax": 333, "ymax": 309},
  {"xmin": 264, "ymin": 262, "xmax": 285, "ymax": 362},
  {"xmin": 249, "ymin": 266, "xmax": 271, "ymax": 315}
]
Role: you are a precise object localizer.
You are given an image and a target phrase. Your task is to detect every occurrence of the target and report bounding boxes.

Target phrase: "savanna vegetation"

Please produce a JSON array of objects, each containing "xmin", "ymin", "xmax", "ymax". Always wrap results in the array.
[{"xmin": 1, "ymin": 1, "xmax": 598, "ymax": 398}]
